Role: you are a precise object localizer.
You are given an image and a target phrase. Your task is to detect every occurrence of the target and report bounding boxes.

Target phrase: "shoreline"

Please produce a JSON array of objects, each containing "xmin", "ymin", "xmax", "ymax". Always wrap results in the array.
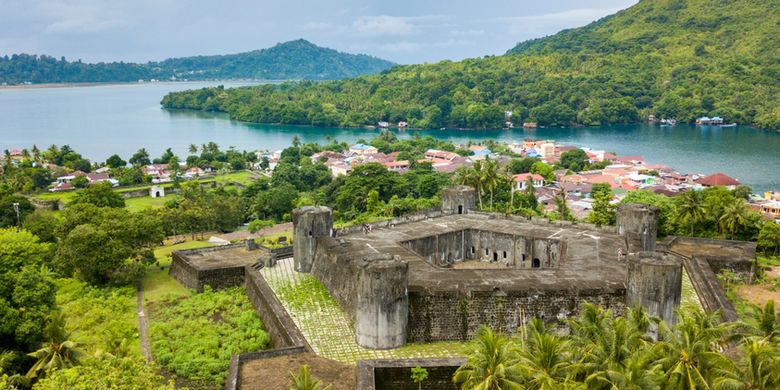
[
  {"xmin": 0, "ymin": 79, "xmax": 279, "ymax": 91},
  {"xmin": 0, "ymin": 82, "xmax": 138, "ymax": 90}
]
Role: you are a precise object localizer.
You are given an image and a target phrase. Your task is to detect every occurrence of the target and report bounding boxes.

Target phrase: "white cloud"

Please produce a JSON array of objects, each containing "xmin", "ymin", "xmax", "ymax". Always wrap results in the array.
[
  {"xmin": 496, "ymin": 6, "xmax": 630, "ymax": 36},
  {"xmin": 450, "ymin": 29, "xmax": 485, "ymax": 37},
  {"xmin": 351, "ymin": 14, "xmax": 449, "ymax": 37},
  {"xmin": 31, "ymin": 0, "xmax": 126, "ymax": 34},
  {"xmin": 379, "ymin": 38, "xmax": 471, "ymax": 53},
  {"xmin": 352, "ymin": 15, "xmax": 418, "ymax": 36}
]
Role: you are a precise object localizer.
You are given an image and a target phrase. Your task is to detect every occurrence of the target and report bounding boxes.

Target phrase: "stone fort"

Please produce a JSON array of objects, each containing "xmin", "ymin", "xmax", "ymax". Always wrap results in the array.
[
  {"xmin": 170, "ymin": 185, "xmax": 756, "ymax": 388},
  {"xmin": 291, "ymin": 186, "xmax": 755, "ymax": 349}
]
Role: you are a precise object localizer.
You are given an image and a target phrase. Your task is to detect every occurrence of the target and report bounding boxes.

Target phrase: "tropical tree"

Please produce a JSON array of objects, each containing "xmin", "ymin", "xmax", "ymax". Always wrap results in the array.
[
  {"xmin": 757, "ymin": 221, "xmax": 780, "ymax": 255},
  {"xmin": 27, "ymin": 312, "xmax": 88, "ymax": 379},
  {"xmin": 411, "ymin": 366, "xmax": 429, "ymax": 390},
  {"xmin": 516, "ymin": 319, "xmax": 572, "ymax": 389},
  {"xmin": 481, "ymin": 159, "xmax": 504, "ymax": 210},
  {"xmin": 568, "ymin": 305, "xmax": 658, "ymax": 389},
  {"xmin": 730, "ymin": 300, "xmax": 780, "ymax": 343},
  {"xmin": 677, "ymin": 190, "xmax": 706, "ymax": 236},
  {"xmin": 712, "ymin": 339, "xmax": 780, "ymax": 390},
  {"xmin": 651, "ymin": 309, "xmax": 734, "ymax": 389},
  {"xmin": 453, "ymin": 325, "xmax": 523, "ymax": 390},
  {"xmin": 455, "ymin": 164, "xmax": 484, "ymax": 209},
  {"xmin": 289, "ymin": 364, "xmax": 331, "ymax": 390},
  {"xmin": 719, "ymin": 198, "xmax": 751, "ymax": 239}
]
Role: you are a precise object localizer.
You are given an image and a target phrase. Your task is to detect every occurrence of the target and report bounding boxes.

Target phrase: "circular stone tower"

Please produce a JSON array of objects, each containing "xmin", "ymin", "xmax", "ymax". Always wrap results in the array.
[
  {"xmin": 292, "ymin": 206, "xmax": 333, "ymax": 273},
  {"xmin": 355, "ymin": 256, "xmax": 409, "ymax": 349},
  {"xmin": 627, "ymin": 251, "xmax": 682, "ymax": 326},
  {"xmin": 616, "ymin": 203, "xmax": 660, "ymax": 252},
  {"xmin": 441, "ymin": 186, "xmax": 477, "ymax": 214}
]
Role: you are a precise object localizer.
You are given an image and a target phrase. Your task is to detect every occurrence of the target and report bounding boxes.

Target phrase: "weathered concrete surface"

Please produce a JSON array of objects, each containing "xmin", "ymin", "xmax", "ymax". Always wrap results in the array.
[
  {"xmin": 441, "ymin": 186, "xmax": 476, "ymax": 214},
  {"xmin": 170, "ymin": 244, "xmax": 264, "ymax": 292},
  {"xmin": 292, "ymin": 206, "xmax": 333, "ymax": 273},
  {"xmin": 326, "ymin": 212, "xmax": 628, "ymax": 342},
  {"xmin": 355, "ymin": 256, "xmax": 409, "ymax": 349},
  {"xmin": 357, "ymin": 358, "xmax": 466, "ymax": 390},
  {"xmin": 617, "ymin": 203, "xmax": 659, "ymax": 252},
  {"xmin": 627, "ymin": 251, "xmax": 683, "ymax": 326}
]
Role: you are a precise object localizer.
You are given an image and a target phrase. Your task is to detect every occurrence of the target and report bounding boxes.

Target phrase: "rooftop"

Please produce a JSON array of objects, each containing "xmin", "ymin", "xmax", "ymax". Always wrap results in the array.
[
  {"xmin": 177, "ymin": 244, "xmax": 263, "ymax": 270},
  {"xmin": 335, "ymin": 213, "xmax": 628, "ymax": 293}
]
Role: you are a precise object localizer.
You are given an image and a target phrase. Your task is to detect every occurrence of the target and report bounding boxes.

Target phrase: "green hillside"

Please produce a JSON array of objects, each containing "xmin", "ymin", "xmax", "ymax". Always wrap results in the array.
[
  {"xmin": 161, "ymin": 0, "xmax": 780, "ymax": 129},
  {"xmin": 0, "ymin": 39, "xmax": 395, "ymax": 84}
]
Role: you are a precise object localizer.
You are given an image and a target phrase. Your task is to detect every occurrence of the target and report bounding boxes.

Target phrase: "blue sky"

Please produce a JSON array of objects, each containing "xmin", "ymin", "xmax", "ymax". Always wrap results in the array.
[{"xmin": 0, "ymin": 0, "xmax": 637, "ymax": 64}]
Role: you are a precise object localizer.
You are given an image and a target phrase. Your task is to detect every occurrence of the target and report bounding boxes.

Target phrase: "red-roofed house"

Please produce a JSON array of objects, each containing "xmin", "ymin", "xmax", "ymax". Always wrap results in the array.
[
  {"xmin": 614, "ymin": 156, "xmax": 645, "ymax": 165},
  {"xmin": 384, "ymin": 160, "xmax": 410, "ymax": 173},
  {"xmin": 698, "ymin": 173, "xmax": 740, "ymax": 189},
  {"xmin": 584, "ymin": 174, "xmax": 619, "ymax": 189},
  {"xmin": 513, "ymin": 173, "xmax": 545, "ymax": 191}
]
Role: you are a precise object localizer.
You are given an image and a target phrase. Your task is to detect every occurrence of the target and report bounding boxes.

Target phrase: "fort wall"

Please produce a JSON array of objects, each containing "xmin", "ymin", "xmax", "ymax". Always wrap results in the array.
[
  {"xmin": 406, "ymin": 287, "xmax": 626, "ymax": 342},
  {"xmin": 357, "ymin": 358, "xmax": 466, "ymax": 390}
]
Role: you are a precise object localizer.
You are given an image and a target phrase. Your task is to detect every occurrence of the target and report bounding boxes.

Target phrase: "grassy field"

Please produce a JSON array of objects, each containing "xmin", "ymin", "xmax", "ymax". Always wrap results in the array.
[
  {"xmin": 32, "ymin": 170, "xmax": 260, "ymax": 205},
  {"xmin": 142, "ymin": 240, "xmax": 212, "ymax": 304},
  {"xmin": 56, "ymin": 278, "xmax": 142, "ymax": 358},
  {"xmin": 125, "ymin": 195, "xmax": 178, "ymax": 211}
]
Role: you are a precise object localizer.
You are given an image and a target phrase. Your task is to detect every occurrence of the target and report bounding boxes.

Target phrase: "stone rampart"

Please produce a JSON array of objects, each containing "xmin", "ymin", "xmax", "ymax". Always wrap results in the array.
[
  {"xmin": 225, "ymin": 346, "xmax": 308, "ymax": 390},
  {"xmin": 407, "ymin": 287, "xmax": 626, "ymax": 342},
  {"xmin": 244, "ymin": 268, "xmax": 310, "ymax": 350},
  {"xmin": 335, "ymin": 208, "xmax": 454, "ymax": 236},
  {"xmin": 357, "ymin": 358, "xmax": 466, "ymax": 390},
  {"xmin": 311, "ymin": 237, "xmax": 362, "ymax": 320}
]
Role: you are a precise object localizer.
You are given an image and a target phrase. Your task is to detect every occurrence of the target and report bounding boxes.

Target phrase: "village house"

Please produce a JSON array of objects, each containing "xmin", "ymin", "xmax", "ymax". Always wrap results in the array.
[
  {"xmin": 384, "ymin": 160, "xmax": 410, "ymax": 173},
  {"xmin": 614, "ymin": 155, "xmax": 645, "ymax": 166},
  {"xmin": 513, "ymin": 173, "xmax": 545, "ymax": 191},
  {"xmin": 348, "ymin": 143, "xmax": 378, "ymax": 155},
  {"xmin": 697, "ymin": 172, "xmax": 740, "ymax": 190},
  {"xmin": 470, "ymin": 148, "xmax": 492, "ymax": 161}
]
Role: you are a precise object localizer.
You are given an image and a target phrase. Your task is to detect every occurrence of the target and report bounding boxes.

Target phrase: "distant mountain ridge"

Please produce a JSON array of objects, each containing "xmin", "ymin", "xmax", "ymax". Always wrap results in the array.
[
  {"xmin": 0, "ymin": 39, "xmax": 395, "ymax": 84},
  {"xmin": 161, "ymin": 0, "xmax": 780, "ymax": 130}
]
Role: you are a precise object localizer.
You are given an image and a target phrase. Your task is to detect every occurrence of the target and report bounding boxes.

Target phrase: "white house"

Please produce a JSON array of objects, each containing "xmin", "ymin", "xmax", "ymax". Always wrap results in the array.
[{"xmin": 513, "ymin": 173, "xmax": 545, "ymax": 191}]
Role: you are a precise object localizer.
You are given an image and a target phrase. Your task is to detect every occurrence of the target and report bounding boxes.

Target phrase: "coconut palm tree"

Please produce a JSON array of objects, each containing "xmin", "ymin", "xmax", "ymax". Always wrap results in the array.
[
  {"xmin": 719, "ymin": 199, "xmax": 750, "ymax": 239},
  {"xmin": 289, "ymin": 364, "xmax": 331, "ymax": 390},
  {"xmin": 712, "ymin": 339, "xmax": 780, "ymax": 390},
  {"xmin": 729, "ymin": 300, "xmax": 780, "ymax": 344},
  {"xmin": 651, "ymin": 309, "xmax": 735, "ymax": 389},
  {"xmin": 569, "ymin": 305, "xmax": 659, "ymax": 389},
  {"xmin": 26, "ymin": 311, "xmax": 88, "ymax": 379},
  {"xmin": 677, "ymin": 190, "xmax": 706, "ymax": 236},
  {"xmin": 455, "ymin": 164, "xmax": 485, "ymax": 209},
  {"xmin": 481, "ymin": 159, "xmax": 502, "ymax": 210},
  {"xmin": 516, "ymin": 319, "xmax": 573, "ymax": 389},
  {"xmin": 453, "ymin": 325, "xmax": 523, "ymax": 390},
  {"xmin": 26, "ymin": 340, "xmax": 87, "ymax": 379}
]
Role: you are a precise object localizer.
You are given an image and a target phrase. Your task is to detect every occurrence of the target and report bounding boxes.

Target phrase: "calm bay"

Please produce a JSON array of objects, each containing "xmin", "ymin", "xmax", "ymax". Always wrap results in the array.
[{"xmin": 1, "ymin": 81, "xmax": 778, "ymax": 192}]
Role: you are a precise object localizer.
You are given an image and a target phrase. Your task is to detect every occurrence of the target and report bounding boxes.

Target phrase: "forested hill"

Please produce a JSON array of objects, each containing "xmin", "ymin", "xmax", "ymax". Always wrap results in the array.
[
  {"xmin": 0, "ymin": 39, "xmax": 395, "ymax": 84},
  {"xmin": 160, "ymin": 0, "xmax": 780, "ymax": 130}
]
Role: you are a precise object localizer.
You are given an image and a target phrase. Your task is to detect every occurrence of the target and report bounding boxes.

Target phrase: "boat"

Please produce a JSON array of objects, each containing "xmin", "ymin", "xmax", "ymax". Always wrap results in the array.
[
  {"xmin": 721, "ymin": 123, "xmax": 737, "ymax": 128},
  {"xmin": 659, "ymin": 118, "xmax": 677, "ymax": 126}
]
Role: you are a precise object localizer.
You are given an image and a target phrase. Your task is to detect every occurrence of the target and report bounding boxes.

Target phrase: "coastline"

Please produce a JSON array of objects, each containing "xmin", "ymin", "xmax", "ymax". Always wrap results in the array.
[
  {"xmin": 0, "ymin": 79, "xmax": 278, "ymax": 91},
  {"xmin": 0, "ymin": 82, "xmax": 138, "ymax": 90}
]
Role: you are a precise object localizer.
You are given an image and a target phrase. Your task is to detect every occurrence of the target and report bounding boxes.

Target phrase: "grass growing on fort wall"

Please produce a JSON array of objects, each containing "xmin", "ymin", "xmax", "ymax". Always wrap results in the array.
[
  {"xmin": 262, "ymin": 259, "xmax": 465, "ymax": 364},
  {"xmin": 148, "ymin": 286, "xmax": 270, "ymax": 388}
]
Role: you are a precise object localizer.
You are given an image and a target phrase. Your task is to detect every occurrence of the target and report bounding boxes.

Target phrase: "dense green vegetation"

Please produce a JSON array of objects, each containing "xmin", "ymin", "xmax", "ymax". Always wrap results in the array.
[
  {"xmin": 453, "ymin": 301, "xmax": 780, "ymax": 389},
  {"xmin": 0, "ymin": 39, "xmax": 394, "ymax": 84},
  {"xmin": 162, "ymin": 0, "xmax": 780, "ymax": 130},
  {"xmin": 149, "ymin": 286, "xmax": 269, "ymax": 387}
]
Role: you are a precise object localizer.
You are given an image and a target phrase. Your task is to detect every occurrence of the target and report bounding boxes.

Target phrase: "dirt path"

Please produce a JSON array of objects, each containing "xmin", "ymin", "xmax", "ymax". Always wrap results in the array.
[
  {"xmin": 136, "ymin": 280, "xmax": 152, "ymax": 362},
  {"xmin": 736, "ymin": 266, "xmax": 780, "ymax": 314}
]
